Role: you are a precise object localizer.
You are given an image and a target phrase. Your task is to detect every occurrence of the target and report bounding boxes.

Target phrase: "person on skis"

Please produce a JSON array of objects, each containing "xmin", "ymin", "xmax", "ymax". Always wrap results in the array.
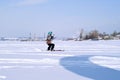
[{"xmin": 46, "ymin": 32, "xmax": 55, "ymax": 51}]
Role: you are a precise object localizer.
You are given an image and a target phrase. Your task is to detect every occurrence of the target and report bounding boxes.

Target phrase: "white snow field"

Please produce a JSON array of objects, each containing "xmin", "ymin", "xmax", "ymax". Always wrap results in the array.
[{"xmin": 0, "ymin": 40, "xmax": 120, "ymax": 80}]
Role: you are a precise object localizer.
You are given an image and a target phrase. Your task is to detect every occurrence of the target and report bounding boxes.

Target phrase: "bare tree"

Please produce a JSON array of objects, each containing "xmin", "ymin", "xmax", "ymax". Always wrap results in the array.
[
  {"xmin": 111, "ymin": 30, "xmax": 117, "ymax": 37},
  {"xmin": 89, "ymin": 30, "xmax": 99, "ymax": 39},
  {"xmin": 79, "ymin": 29, "xmax": 84, "ymax": 41}
]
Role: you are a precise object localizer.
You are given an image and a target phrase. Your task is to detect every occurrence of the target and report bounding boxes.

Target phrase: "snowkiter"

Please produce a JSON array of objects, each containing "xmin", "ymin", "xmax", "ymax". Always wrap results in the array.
[{"xmin": 46, "ymin": 32, "xmax": 55, "ymax": 51}]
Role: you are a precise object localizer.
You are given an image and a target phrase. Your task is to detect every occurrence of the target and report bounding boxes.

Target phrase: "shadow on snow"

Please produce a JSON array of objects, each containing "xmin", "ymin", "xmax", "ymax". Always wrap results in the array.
[{"xmin": 60, "ymin": 55, "xmax": 120, "ymax": 80}]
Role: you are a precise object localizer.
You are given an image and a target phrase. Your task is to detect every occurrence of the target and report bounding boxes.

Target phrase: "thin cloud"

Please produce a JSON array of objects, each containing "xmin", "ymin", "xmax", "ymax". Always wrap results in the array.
[{"xmin": 16, "ymin": 0, "xmax": 48, "ymax": 6}]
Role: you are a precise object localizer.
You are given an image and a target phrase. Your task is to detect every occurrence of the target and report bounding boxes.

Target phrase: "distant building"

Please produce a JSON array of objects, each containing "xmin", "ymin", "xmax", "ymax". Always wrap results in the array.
[
  {"xmin": 0, "ymin": 37, "xmax": 19, "ymax": 41},
  {"xmin": 115, "ymin": 35, "xmax": 120, "ymax": 39}
]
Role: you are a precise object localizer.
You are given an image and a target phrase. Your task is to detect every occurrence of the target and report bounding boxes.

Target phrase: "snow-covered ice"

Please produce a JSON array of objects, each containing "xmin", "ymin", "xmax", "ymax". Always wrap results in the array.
[
  {"xmin": 0, "ymin": 40, "xmax": 120, "ymax": 80},
  {"xmin": 90, "ymin": 56, "xmax": 120, "ymax": 71}
]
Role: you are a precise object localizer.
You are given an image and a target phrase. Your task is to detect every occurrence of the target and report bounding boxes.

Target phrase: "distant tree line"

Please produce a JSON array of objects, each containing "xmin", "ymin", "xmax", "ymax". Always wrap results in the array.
[{"xmin": 78, "ymin": 29, "xmax": 120, "ymax": 40}]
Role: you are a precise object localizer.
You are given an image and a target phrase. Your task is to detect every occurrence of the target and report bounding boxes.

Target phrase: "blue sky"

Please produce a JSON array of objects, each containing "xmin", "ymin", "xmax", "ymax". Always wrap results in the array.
[{"xmin": 0, "ymin": 0, "xmax": 120, "ymax": 38}]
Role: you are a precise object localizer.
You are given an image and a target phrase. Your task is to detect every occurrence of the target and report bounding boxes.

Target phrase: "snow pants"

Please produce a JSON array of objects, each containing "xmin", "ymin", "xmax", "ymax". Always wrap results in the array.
[{"xmin": 47, "ymin": 43, "xmax": 55, "ymax": 51}]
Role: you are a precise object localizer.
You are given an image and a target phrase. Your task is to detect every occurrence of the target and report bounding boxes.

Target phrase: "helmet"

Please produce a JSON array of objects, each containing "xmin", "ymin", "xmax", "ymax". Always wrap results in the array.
[{"xmin": 48, "ymin": 31, "xmax": 52, "ymax": 35}]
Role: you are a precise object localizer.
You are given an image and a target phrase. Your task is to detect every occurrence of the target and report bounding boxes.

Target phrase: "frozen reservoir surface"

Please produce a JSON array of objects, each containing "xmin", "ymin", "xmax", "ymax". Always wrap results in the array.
[{"xmin": 0, "ymin": 40, "xmax": 120, "ymax": 80}]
